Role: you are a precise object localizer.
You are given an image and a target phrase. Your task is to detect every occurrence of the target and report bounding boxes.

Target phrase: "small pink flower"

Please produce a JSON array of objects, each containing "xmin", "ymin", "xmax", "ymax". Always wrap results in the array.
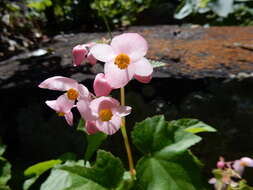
[
  {"xmin": 217, "ymin": 157, "xmax": 225, "ymax": 169},
  {"xmin": 39, "ymin": 76, "xmax": 90, "ymax": 102},
  {"xmin": 233, "ymin": 157, "xmax": 253, "ymax": 175},
  {"xmin": 78, "ymin": 97, "xmax": 131, "ymax": 135},
  {"xmin": 90, "ymin": 33, "xmax": 153, "ymax": 88},
  {"xmin": 94, "ymin": 73, "xmax": 113, "ymax": 96},
  {"xmin": 46, "ymin": 94, "xmax": 74, "ymax": 125},
  {"xmin": 72, "ymin": 43, "xmax": 97, "ymax": 66}
]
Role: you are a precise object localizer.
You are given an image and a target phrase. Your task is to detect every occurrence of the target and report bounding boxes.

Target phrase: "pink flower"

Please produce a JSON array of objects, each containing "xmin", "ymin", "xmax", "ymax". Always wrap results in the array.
[
  {"xmin": 93, "ymin": 73, "xmax": 113, "ymax": 97},
  {"xmin": 85, "ymin": 121, "xmax": 99, "ymax": 135},
  {"xmin": 72, "ymin": 43, "xmax": 97, "ymax": 66},
  {"xmin": 90, "ymin": 33, "xmax": 153, "ymax": 88},
  {"xmin": 233, "ymin": 157, "xmax": 253, "ymax": 175},
  {"xmin": 46, "ymin": 94, "xmax": 74, "ymax": 126},
  {"xmin": 39, "ymin": 76, "xmax": 91, "ymax": 125},
  {"xmin": 39, "ymin": 76, "xmax": 90, "ymax": 102},
  {"xmin": 77, "ymin": 97, "xmax": 131, "ymax": 135}
]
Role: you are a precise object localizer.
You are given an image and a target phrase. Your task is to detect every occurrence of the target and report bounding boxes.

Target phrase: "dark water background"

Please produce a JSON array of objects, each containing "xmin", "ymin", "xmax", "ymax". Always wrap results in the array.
[{"xmin": 1, "ymin": 77, "xmax": 253, "ymax": 188}]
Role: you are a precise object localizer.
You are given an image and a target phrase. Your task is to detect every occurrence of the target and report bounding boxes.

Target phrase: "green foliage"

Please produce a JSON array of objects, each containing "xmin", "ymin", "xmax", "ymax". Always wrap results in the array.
[
  {"xmin": 175, "ymin": 0, "xmax": 253, "ymax": 25},
  {"xmin": 0, "ymin": 143, "xmax": 11, "ymax": 190},
  {"xmin": 40, "ymin": 150, "xmax": 125, "ymax": 190},
  {"xmin": 168, "ymin": 118, "xmax": 216, "ymax": 134},
  {"xmin": 131, "ymin": 115, "xmax": 213, "ymax": 190},
  {"xmin": 23, "ymin": 160, "xmax": 62, "ymax": 190},
  {"xmin": 91, "ymin": 0, "xmax": 153, "ymax": 27}
]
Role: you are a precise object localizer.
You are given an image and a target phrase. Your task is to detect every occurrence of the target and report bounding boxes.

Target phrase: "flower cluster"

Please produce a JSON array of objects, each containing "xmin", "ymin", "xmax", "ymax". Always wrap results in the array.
[
  {"xmin": 209, "ymin": 156, "xmax": 253, "ymax": 189},
  {"xmin": 39, "ymin": 33, "xmax": 153, "ymax": 135}
]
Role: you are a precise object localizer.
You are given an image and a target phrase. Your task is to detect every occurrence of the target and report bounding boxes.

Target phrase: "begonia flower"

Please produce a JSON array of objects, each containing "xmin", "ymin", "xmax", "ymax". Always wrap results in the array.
[
  {"xmin": 93, "ymin": 73, "xmax": 113, "ymax": 97},
  {"xmin": 90, "ymin": 33, "xmax": 153, "ymax": 88},
  {"xmin": 85, "ymin": 120, "xmax": 99, "ymax": 135},
  {"xmin": 39, "ymin": 76, "xmax": 90, "ymax": 102},
  {"xmin": 72, "ymin": 42, "xmax": 97, "ymax": 66},
  {"xmin": 233, "ymin": 157, "xmax": 253, "ymax": 175},
  {"xmin": 77, "ymin": 97, "xmax": 131, "ymax": 135},
  {"xmin": 46, "ymin": 94, "xmax": 74, "ymax": 126}
]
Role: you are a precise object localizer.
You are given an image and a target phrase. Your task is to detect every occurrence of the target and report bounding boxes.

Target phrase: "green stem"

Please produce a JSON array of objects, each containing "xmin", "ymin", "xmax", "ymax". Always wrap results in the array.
[{"xmin": 120, "ymin": 87, "xmax": 135, "ymax": 178}]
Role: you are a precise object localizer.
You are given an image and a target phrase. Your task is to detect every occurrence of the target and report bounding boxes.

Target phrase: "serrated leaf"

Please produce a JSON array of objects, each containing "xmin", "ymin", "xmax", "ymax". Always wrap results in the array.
[
  {"xmin": 131, "ymin": 115, "xmax": 209, "ymax": 190},
  {"xmin": 168, "ymin": 119, "xmax": 216, "ymax": 134},
  {"xmin": 41, "ymin": 150, "xmax": 124, "ymax": 190},
  {"xmin": 131, "ymin": 115, "xmax": 201, "ymax": 157}
]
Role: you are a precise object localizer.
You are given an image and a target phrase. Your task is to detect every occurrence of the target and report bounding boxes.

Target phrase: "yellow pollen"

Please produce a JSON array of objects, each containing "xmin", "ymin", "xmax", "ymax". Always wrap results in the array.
[
  {"xmin": 67, "ymin": 88, "xmax": 79, "ymax": 100},
  {"xmin": 115, "ymin": 53, "xmax": 130, "ymax": 69},
  {"xmin": 240, "ymin": 161, "xmax": 248, "ymax": 167},
  {"xmin": 99, "ymin": 109, "xmax": 113, "ymax": 122},
  {"xmin": 58, "ymin": 112, "xmax": 65, "ymax": 117}
]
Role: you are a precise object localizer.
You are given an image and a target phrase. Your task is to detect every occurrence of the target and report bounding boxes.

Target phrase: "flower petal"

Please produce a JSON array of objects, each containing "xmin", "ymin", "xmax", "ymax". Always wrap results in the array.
[
  {"xmin": 39, "ymin": 76, "xmax": 78, "ymax": 91},
  {"xmin": 86, "ymin": 53, "xmax": 97, "ymax": 65},
  {"xmin": 233, "ymin": 160, "xmax": 244, "ymax": 175},
  {"xmin": 241, "ymin": 157, "xmax": 253, "ymax": 167},
  {"xmin": 77, "ymin": 84, "xmax": 90, "ymax": 100},
  {"xmin": 96, "ymin": 115, "xmax": 121, "ymax": 135},
  {"xmin": 77, "ymin": 99, "xmax": 97, "ymax": 121},
  {"xmin": 64, "ymin": 111, "xmax": 73, "ymax": 126},
  {"xmin": 134, "ymin": 74, "xmax": 152, "ymax": 84},
  {"xmin": 85, "ymin": 120, "xmax": 99, "ymax": 135},
  {"xmin": 90, "ymin": 44, "xmax": 115, "ymax": 63},
  {"xmin": 46, "ymin": 94, "xmax": 74, "ymax": 113},
  {"xmin": 93, "ymin": 73, "xmax": 113, "ymax": 97},
  {"xmin": 104, "ymin": 62, "xmax": 134, "ymax": 88},
  {"xmin": 72, "ymin": 44, "xmax": 88, "ymax": 66},
  {"xmin": 111, "ymin": 33, "xmax": 148, "ymax": 62},
  {"xmin": 90, "ymin": 96, "xmax": 119, "ymax": 114},
  {"xmin": 133, "ymin": 58, "xmax": 153, "ymax": 77},
  {"xmin": 115, "ymin": 106, "xmax": 132, "ymax": 117}
]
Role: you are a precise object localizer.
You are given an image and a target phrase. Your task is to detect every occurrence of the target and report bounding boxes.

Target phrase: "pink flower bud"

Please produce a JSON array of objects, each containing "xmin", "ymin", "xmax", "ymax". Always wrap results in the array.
[
  {"xmin": 72, "ymin": 45, "xmax": 88, "ymax": 66},
  {"xmin": 85, "ymin": 120, "xmax": 99, "ymax": 135},
  {"xmin": 217, "ymin": 161, "xmax": 225, "ymax": 169},
  {"xmin": 94, "ymin": 73, "xmax": 112, "ymax": 96}
]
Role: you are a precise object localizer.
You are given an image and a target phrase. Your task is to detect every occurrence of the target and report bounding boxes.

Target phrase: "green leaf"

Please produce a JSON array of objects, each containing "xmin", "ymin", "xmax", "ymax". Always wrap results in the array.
[
  {"xmin": 168, "ymin": 119, "xmax": 216, "ymax": 134},
  {"xmin": 23, "ymin": 160, "xmax": 62, "ymax": 190},
  {"xmin": 41, "ymin": 150, "xmax": 124, "ymax": 190},
  {"xmin": 0, "ymin": 157, "xmax": 11, "ymax": 186},
  {"xmin": 85, "ymin": 132, "xmax": 107, "ymax": 161},
  {"xmin": 27, "ymin": 0, "xmax": 52, "ymax": 11},
  {"xmin": 24, "ymin": 160, "xmax": 62, "ymax": 176},
  {"xmin": 131, "ymin": 115, "xmax": 209, "ymax": 190},
  {"xmin": 0, "ymin": 145, "xmax": 6, "ymax": 157},
  {"xmin": 131, "ymin": 115, "xmax": 201, "ymax": 157},
  {"xmin": 76, "ymin": 119, "xmax": 107, "ymax": 161}
]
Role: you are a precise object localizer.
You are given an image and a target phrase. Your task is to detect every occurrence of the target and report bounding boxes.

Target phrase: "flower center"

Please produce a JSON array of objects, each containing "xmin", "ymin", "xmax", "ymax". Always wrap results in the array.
[
  {"xmin": 115, "ymin": 53, "xmax": 130, "ymax": 69},
  {"xmin": 58, "ymin": 112, "xmax": 65, "ymax": 117},
  {"xmin": 99, "ymin": 109, "xmax": 113, "ymax": 121},
  {"xmin": 67, "ymin": 88, "xmax": 79, "ymax": 100},
  {"xmin": 240, "ymin": 161, "xmax": 248, "ymax": 167}
]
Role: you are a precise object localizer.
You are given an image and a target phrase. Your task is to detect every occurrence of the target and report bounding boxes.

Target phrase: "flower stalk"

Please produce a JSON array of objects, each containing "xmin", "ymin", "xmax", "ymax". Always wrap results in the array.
[{"xmin": 120, "ymin": 87, "xmax": 135, "ymax": 178}]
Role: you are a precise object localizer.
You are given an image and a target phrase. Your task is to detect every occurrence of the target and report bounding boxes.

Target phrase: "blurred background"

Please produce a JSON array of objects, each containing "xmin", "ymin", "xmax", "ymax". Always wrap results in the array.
[{"xmin": 1, "ymin": 0, "xmax": 253, "ymax": 61}]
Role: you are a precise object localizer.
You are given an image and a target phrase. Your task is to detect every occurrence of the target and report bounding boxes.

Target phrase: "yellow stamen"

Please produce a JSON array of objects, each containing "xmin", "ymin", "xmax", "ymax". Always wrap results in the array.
[
  {"xmin": 99, "ymin": 109, "xmax": 113, "ymax": 121},
  {"xmin": 240, "ymin": 161, "xmax": 248, "ymax": 167},
  {"xmin": 67, "ymin": 88, "xmax": 79, "ymax": 100},
  {"xmin": 58, "ymin": 112, "xmax": 65, "ymax": 117},
  {"xmin": 115, "ymin": 53, "xmax": 130, "ymax": 69}
]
